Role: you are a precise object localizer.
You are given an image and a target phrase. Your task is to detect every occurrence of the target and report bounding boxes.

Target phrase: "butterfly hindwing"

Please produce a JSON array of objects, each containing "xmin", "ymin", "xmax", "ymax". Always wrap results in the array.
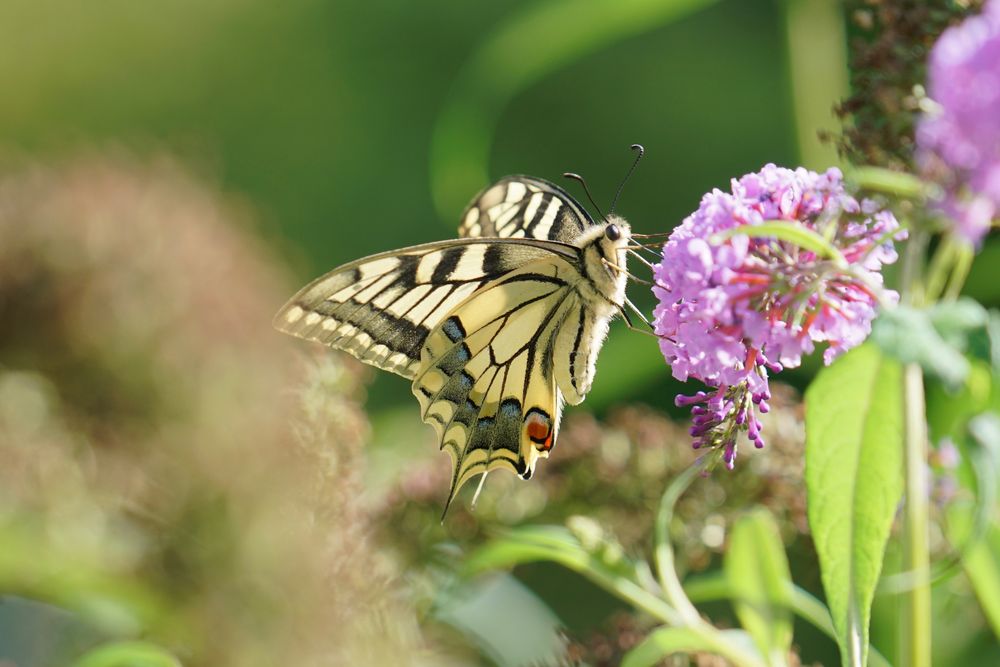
[
  {"xmin": 459, "ymin": 176, "xmax": 594, "ymax": 243},
  {"xmin": 274, "ymin": 238, "xmax": 577, "ymax": 379},
  {"xmin": 413, "ymin": 255, "xmax": 591, "ymax": 507}
]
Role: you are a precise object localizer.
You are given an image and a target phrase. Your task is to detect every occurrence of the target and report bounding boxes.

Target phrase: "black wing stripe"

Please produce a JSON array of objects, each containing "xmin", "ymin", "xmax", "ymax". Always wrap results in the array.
[
  {"xmin": 568, "ymin": 304, "xmax": 587, "ymax": 394},
  {"xmin": 523, "ymin": 193, "xmax": 551, "ymax": 237},
  {"xmin": 459, "ymin": 176, "xmax": 594, "ymax": 244},
  {"xmin": 430, "ymin": 247, "xmax": 463, "ymax": 283},
  {"xmin": 446, "ymin": 360, "xmax": 508, "ymax": 498}
]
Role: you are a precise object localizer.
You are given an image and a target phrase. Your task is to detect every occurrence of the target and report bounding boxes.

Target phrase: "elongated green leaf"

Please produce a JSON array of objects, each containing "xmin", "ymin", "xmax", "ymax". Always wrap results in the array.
[
  {"xmin": 725, "ymin": 509, "xmax": 794, "ymax": 665},
  {"xmin": 949, "ymin": 505, "xmax": 1000, "ymax": 638},
  {"xmin": 712, "ymin": 221, "xmax": 846, "ymax": 265},
  {"xmin": 963, "ymin": 526, "xmax": 1000, "ymax": 639},
  {"xmin": 463, "ymin": 524, "xmax": 634, "ymax": 580},
  {"xmin": 947, "ymin": 417, "xmax": 1000, "ymax": 639},
  {"xmin": 846, "ymin": 166, "xmax": 929, "ymax": 198},
  {"xmin": 620, "ymin": 628, "xmax": 700, "ymax": 667},
  {"xmin": 463, "ymin": 525, "xmax": 580, "ymax": 573},
  {"xmin": 805, "ymin": 343, "xmax": 904, "ymax": 667},
  {"xmin": 622, "ymin": 628, "xmax": 754, "ymax": 667},
  {"xmin": 464, "ymin": 524, "xmax": 682, "ymax": 626},
  {"xmin": 73, "ymin": 641, "xmax": 182, "ymax": 667}
]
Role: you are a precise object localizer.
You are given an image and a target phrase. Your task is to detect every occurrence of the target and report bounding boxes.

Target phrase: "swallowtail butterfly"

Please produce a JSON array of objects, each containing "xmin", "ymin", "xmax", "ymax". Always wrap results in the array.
[{"xmin": 275, "ymin": 175, "xmax": 633, "ymax": 512}]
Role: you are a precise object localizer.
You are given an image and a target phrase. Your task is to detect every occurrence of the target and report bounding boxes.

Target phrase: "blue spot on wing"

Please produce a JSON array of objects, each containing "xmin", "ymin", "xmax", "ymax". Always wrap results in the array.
[{"xmin": 443, "ymin": 317, "xmax": 466, "ymax": 343}]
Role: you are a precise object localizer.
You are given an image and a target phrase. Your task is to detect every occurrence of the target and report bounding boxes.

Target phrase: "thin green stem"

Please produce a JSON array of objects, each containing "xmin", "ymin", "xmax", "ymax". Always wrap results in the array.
[
  {"xmin": 924, "ymin": 237, "xmax": 957, "ymax": 303},
  {"xmin": 655, "ymin": 456, "xmax": 713, "ymax": 625},
  {"xmin": 646, "ymin": 454, "xmax": 767, "ymax": 667},
  {"xmin": 546, "ymin": 538, "xmax": 765, "ymax": 667},
  {"xmin": 899, "ymin": 229, "xmax": 932, "ymax": 667},
  {"xmin": 902, "ymin": 362, "xmax": 932, "ymax": 667},
  {"xmin": 925, "ymin": 236, "xmax": 974, "ymax": 302},
  {"xmin": 900, "ymin": 229, "xmax": 928, "ymax": 308},
  {"xmin": 943, "ymin": 242, "xmax": 974, "ymax": 301}
]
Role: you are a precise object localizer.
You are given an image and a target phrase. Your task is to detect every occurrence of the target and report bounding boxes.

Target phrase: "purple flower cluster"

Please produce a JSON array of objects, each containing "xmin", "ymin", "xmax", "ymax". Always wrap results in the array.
[
  {"xmin": 917, "ymin": 0, "xmax": 1000, "ymax": 244},
  {"xmin": 653, "ymin": 164, "xmax": 903, "ymax": 468}
]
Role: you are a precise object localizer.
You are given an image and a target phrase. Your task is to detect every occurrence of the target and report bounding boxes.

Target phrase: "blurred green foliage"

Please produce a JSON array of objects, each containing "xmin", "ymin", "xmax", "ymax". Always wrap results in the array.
[
  {"xmin": 0, "ymin": 1, "xmax": 998, "ymax": 666},
  {"xmin": 0, "ymin": 0, "xmax": 805, "ymax": 417}
]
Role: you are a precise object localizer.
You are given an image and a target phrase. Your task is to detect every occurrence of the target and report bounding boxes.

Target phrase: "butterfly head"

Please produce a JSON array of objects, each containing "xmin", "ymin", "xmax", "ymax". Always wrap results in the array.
[{"xmin": 575, "ymin": 216, "xmax": 631, "ymax": 304}]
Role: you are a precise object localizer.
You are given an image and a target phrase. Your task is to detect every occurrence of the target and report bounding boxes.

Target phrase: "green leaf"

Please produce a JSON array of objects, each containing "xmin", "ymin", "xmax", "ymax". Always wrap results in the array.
[
  {"xmin": 725, "ymin": 509, "xmax": 794, "ymax": 665},
  {"xmin": 846, "ymin": 166, "xmax": 929, "ymax": 198},
  {"xmin": 871, "ymin": 299, "xmax": 989, "ymax": 390},
  {"xmin": 952, "ymin": 414, "xmax": 1000, "ymax": 638},
  {"xmin": 464, "ymin": 523, "xmax": 682, "ymax": 626},
  {"xmin": 926, "ymin": 361, "xmax": 997, "ymax": 445},
  {"xmin": 805, "ymin": 344, "xmax": 904, "ymax": 667},
  {"xmin": 871, "ymin": 305, "xmax": 970, "ymax": 389},
  {"xmin": 622, "ymin": 627, "xmax": 755, "ymax": 667},
  {"xmin": 683, "ymin": 574, "xmax": 893, "ymax": 667},
  {"xmin": 948, "ymin": 503, "xmax": 1000, "ymax": 639},
  {"xmin": 962, "ymin": 525, "xmax": 1000, "ymax": 640},
  {"xmin": 711, "ymin": 221, "xmax": 846, "ymax": 265},
  {"xmin": 988, "ymin": 310, "xmax": 1000, "ymax": 373},
  {"xmin": 435, "ymin": 574, "xmax": 567, "ymax": 667},
  {"xmin": 930, "ymin": 298, "xmax": 989, "ymax": 341},
  {"xmin": 73, "ymin": 641, "xmax": 182, "ymax": 667},
  {"xmin": 463, "ymin": 523, "xmax": 634, "ymax": 581}
]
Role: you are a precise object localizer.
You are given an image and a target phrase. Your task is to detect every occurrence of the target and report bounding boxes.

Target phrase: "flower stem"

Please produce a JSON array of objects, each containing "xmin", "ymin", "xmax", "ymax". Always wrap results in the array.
[
  {"xmin": 645, "ymin": 452, "xmax": 766, "ymax": 667},
  {"xmin": 655, "ymin": 456, "xmax": 712, "ymax": 624},
  {"xmin": 924, "ymin": 237, "xmax": 956, "ymax": 302},
  {"xmin": 943, "ymin": 242, "xmax": 974, "ymax": 301},
  {"xmin": 901, "ymin": 362, "xmax": 932, "ymax": 667},
  {"xmin": 899, "ymin": 230, "xmax": 932, "ymax": 667}
]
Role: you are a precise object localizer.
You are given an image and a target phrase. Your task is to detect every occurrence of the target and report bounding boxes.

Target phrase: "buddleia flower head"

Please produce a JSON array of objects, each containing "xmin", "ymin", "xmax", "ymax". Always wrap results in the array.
[
  {"xmin": 653, "ymin": 164, "xmax": 903, "ymax": 467},
  {"xmin": 917, "ymin": 0, "xmax": 1000, "ymax": 244}
]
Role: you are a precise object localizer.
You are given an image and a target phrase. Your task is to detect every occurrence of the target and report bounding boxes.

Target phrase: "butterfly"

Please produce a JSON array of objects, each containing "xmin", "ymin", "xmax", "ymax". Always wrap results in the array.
[{"xmin": 274, "ymin": 174, "xmax": 636, "ymax": 512}]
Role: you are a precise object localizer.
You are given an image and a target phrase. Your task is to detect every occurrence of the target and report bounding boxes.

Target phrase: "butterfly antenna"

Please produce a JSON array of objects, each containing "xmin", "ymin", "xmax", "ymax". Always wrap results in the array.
[
  {"xmin": 624, "ymin": 295, "xmax": 653, "ymax": 328},
  {"xmin": 610, "ymin": 143, "xmax": 644, "ymax": 214},
  {"xmin": 563, "ymin": 172, "xmax": 607, "ymax": 221},
  {"xmin": 627, "ymin": 247, "xmax": 658, "ymax": 271}
]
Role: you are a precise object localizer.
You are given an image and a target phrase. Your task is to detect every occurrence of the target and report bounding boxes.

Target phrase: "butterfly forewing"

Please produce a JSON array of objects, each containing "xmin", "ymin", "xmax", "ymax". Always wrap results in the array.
[
  {"xmin": 274, "ymin": 238, "xmax": 577, "ymax": 379},
  {"xmin": 459, "ymin": 176, "xmax": 594, "ymax": 243}
]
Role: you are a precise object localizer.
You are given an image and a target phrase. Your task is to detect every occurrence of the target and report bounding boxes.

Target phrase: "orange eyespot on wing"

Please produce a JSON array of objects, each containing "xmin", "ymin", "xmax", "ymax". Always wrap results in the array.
[{"xmin": 524, "ymin": 408, "xmax": 554, "ymax": 452}]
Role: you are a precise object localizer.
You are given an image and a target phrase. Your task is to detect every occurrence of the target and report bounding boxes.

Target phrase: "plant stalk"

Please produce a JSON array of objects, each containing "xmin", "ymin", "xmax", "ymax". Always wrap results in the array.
[
  {"xmin": 901, "ymin": 362, "xmax": 932, "ymax": 667},
  {"xmin": 899, "ymin": 231, "xmax": 932, "ymax": 667}
]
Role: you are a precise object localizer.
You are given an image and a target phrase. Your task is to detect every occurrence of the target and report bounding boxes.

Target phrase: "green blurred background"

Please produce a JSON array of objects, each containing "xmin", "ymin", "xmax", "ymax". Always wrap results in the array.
[
  {"xmin": 2, "ymin": 1, "xmax": 997, "ymax": 666},
  {"xmin": 1, "ymin": 0, "xmax": 818, "ymax": 416}
]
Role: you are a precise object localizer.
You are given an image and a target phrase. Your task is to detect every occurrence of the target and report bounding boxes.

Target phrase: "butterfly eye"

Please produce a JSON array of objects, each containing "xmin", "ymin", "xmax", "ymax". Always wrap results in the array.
[{"xmin": 605, "ymin": 224, "xmax": 621, "ymax": 241}]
